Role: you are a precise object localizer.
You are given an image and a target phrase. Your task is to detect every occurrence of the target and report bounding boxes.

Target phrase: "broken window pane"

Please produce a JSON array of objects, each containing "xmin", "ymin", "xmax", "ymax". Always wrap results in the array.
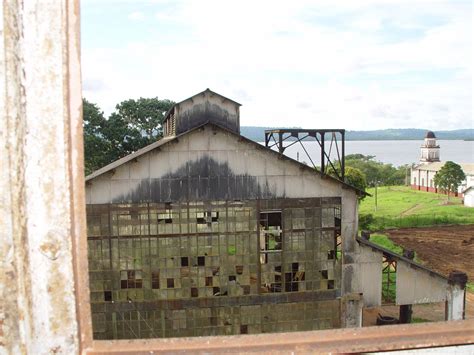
[
  {"xmin": 158, "ymin": 210, "xmax": 173, "ymax": 224},
  {"xmin": 120, "ymin": 270, "xmax": 143, "ymax": 289}
]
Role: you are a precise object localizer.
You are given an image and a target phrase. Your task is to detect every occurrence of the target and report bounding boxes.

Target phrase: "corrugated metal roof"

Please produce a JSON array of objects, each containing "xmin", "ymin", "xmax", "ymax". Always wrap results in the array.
[{"xmin": 85, "ymin": 122, "xmax": 367, "ymax": 196}]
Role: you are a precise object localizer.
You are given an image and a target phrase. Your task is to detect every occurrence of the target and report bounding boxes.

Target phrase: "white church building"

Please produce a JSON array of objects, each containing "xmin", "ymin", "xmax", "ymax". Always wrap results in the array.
[{"xmin": 410, "ymin": 131, "xmax": 474, "ymax": 199}]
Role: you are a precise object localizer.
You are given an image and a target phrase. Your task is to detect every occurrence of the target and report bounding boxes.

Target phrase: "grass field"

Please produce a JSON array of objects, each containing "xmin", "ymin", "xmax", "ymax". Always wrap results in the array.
[{"xmin": 359, "ymin": 186, "xmax": 474, "ymax": 230}]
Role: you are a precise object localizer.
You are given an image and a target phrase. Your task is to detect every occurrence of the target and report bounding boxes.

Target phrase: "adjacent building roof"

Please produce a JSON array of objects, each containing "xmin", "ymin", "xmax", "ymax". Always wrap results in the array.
[
  {"xmin": 462, "ymin": 186, "xmax": 474, "ymax": 194},
  {"xmin": 413, "ymin": 162, "xmax": 474, "ymax": 175}
]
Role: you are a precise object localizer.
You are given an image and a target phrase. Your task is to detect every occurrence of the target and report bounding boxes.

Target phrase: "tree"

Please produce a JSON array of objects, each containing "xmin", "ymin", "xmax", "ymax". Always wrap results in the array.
[
  {"xmin": 327, "ymin": 166, "xmax": 367, "ymax": 201},
  {"xmin": 344, "ymin": 167, "xmax": 368, "ymax": 199},
  {"xmin": 344, "ymin": 154, "xmax": 407, "ymax": 187},
  {"xmin": 82, "ymin": 97, "xmax": 175, "ymax": 175},
  {"xmin": 83, "ymin": 99, "xmax": 110, "ymax": 175},
  {"xmin": 114, "ymin": 97, "xmax": 175, "ymax": 148},
  {"xmin": 433, "ymin": 161, "xmax": 466, "ymax": 201}
]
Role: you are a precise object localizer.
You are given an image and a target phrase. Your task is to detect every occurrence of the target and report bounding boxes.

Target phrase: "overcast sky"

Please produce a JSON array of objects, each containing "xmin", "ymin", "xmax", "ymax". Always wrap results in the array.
[{"xmin": 81, "ymin": 0, "xmax": 472, "ymax": 130}]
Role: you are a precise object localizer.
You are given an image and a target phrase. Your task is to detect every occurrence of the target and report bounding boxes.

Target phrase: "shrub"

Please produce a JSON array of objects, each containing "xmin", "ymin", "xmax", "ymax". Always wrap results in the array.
[{"xmin": 359, "ymin": 213, "xmax": 374, "ymax": 230}]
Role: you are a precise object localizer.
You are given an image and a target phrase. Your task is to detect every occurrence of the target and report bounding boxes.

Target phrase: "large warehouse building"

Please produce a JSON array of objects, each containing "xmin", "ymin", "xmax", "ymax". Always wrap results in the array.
[{"xmin": 85, "ymin": 89, "xmax": 467, "ymax": 339}]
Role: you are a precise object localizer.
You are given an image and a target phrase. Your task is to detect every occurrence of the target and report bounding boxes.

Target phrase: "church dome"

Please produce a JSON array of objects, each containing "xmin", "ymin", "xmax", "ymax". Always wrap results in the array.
[{"xmin": 425, "ymin": 131, "xmax": 436, "ymax": 139}]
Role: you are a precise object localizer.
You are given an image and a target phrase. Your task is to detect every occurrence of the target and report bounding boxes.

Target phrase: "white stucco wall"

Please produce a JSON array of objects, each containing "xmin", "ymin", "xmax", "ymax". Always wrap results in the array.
[
  {"xmin": 464, "ymin": 189, "xmax": 474, "ymax": 207},
  {"xmin": 396, "ymin": 262, "xmax": 448, "ymax": 305}
]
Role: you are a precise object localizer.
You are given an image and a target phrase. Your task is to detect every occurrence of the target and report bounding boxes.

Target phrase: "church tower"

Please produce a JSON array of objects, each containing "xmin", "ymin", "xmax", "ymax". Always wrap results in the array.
[{"xmin": 420, "ymin": 131, "xmax": 440, "ymax": 163}]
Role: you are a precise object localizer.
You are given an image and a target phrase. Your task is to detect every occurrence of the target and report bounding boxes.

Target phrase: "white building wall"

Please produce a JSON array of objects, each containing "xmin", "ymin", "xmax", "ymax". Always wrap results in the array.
[
  {"xmin": 411, "ymin": 166, "xmax": 473, "ymax": 195},
  {"xmin": 464, "ymin": 189, "xmax": 474, "ymax": 207},
  {"xmin": 396, "ymin": 262, "xmax": 447, "ymax": 305}
]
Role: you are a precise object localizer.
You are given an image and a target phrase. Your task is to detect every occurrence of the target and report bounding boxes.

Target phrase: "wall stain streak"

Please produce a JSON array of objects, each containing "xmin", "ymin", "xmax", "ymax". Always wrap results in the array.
[
  {"xmin": 112, "ymin": 156, "xmax": 274, "ymax": 203},
  {"xmin": 177, "ymin": 102, "xmax": 238, "ymax": 135}
]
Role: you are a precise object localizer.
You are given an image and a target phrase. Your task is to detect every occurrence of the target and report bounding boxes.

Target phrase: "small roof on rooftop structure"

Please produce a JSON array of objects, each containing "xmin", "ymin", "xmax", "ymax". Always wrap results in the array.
[
  {"xmin": 163, "ymin": 88, "xmax": 242, "ymax": 121},
  {"xmin": 85, "ymin": 122, "xmax": 367, "ymax": 196},
  {"xmin": 425, "ymin": 131, "xmax": 436, "ymax": 139}
]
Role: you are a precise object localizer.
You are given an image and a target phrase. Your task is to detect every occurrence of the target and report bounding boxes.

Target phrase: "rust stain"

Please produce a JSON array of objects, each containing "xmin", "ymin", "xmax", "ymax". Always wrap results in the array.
[
  {"xmin": 40, "ymin": 231, "xmax": 62, "ymax": 260},
  {"xmin": 43, "ymin": 38, "xmax": 54, "ymax": 56},
  {"xmin": 48, "ymin": 262, "xmax": 72, "ymax": 334},
  {"xmin": 50, "ymin": 345, "xmax": 61, "ymax": 354}
]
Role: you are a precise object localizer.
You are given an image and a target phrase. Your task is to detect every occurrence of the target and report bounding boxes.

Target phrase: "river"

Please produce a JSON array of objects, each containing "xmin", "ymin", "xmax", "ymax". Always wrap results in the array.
[{"xmin": 259, "ymin": 140, "xmax": 474, "ymax": 167}]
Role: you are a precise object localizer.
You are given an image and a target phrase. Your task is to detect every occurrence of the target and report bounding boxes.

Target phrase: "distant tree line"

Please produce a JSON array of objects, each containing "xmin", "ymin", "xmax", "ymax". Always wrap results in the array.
[
  {"xmin": 327, "ymin": 154, "xmax": 410, "ymax": 200},
  {"xmin": 345, "ymin": 154, "xmax": 409, "ymax": 187},
  {"xmin": 240, "ymin": 127, "xmax": 474, "ymax": 142},
  {"xmin": 83, "ymin": 98, "xmax": 175, "ymax": 175}
]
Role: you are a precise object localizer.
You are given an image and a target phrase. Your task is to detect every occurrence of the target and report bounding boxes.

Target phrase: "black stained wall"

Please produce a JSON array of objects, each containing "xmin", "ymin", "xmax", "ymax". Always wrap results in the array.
[
  {"xmin": 112, "ymin": 156, "xmax": 272, "ymax": 204},
  {"xmin": 176, "ymin": 102, "xmax": 239, "ymax": 136}
]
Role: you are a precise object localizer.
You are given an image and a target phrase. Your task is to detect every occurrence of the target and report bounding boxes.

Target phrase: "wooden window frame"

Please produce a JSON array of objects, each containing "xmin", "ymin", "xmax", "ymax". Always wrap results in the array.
[{"xmin": 2, "ymin": 0, "xmax": 472, "ymax": 353}]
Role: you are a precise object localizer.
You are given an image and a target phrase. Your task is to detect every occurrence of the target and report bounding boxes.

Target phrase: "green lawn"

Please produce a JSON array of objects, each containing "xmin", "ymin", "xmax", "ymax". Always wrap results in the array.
[
  {"xmin": 359, "ymin": 186, "xmax": 474, "ymax": 230},
  {"xmin": 369, "ymin": 234, "xmax": 403, "ymax": 254},
  {"xmin": 370, "ymin": 233, "xmax": 421, "ymax": 262}
]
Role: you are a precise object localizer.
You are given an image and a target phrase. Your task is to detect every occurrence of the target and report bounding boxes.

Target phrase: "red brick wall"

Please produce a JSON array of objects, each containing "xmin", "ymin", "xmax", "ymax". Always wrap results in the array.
[{"xmin": 410, "ymin": 184, "xmax": 459, "ymax": 197}]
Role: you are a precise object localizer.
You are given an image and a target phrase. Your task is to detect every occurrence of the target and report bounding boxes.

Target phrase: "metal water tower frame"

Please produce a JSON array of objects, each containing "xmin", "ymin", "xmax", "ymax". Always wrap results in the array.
[{"xmin": 264, "ymin": 129, "xmax": 346, "ymax": 181}]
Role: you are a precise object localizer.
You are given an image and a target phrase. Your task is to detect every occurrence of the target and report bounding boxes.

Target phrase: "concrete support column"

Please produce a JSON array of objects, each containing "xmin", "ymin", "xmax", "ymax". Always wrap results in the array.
[
  {"xmin": 399, "ymin": 249, "xmax": 414, "ymax": 324},
  {"xmin": 341, "ymin": 293, "xmax": 363, "ymax": 328},
  {"xmin": 446, "ymin": 271, "xmax": 468, "ymax": 321}
]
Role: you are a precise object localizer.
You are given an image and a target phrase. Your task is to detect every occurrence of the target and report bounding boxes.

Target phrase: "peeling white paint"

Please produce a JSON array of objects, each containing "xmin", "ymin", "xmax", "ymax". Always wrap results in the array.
[{"xmin": 1, "ymin": 1, "xmax": 81, "ymax": 353}]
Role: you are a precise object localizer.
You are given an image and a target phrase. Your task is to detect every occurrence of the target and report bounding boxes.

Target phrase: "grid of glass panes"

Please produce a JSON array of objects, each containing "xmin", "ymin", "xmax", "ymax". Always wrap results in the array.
[
  {"xmin": 259, "ymin": 210, "xmax": 283, "ymax": 292},
  {"xmin": 282, "ymin": 206, "xmax": 339, "ymax": 292},
  {"xmin": 93, "ymin": 299, "xmax": 341, "ymax": 339},
  {"xmin": 87, "ymin": 199, "xmax": 342, "ymax": 339}
]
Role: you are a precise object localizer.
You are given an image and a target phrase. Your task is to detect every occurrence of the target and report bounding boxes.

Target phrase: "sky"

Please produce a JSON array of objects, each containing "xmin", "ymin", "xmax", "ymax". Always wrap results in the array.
[{"xmin": 81, "ymin": 0, "xmax": 472, "ymax": 131}]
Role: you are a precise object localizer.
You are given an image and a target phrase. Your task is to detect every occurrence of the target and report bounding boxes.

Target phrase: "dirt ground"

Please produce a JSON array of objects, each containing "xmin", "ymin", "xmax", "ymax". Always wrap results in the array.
[
  {"xmin": 364, "ymin": 225, "xmax": 474, "ymax": 326},
  {"xmin": 386, "ymin": 225, "xmax": 474, "ymax": 280}
]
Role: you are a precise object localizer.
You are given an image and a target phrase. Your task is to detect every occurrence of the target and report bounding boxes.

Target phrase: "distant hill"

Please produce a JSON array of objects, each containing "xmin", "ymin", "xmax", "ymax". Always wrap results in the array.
[{"xmin": 240, "ymin": 127, "xmax": 474, "ymax": 142}]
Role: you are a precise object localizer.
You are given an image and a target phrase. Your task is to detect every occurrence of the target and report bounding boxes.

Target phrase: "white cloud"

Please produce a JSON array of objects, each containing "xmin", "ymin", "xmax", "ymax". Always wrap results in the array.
[
  {"xmin": 128, "ymin": 11, "xmax": 145, "ymax": 21},
  {"xmin": 82, "ymin": 0, "xmax": 472, "ymax": 130}
]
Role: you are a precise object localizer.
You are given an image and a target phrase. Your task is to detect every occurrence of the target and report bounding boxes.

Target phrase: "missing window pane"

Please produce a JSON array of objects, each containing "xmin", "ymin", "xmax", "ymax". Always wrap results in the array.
[
  {"xmin": 181, "ymin": 257, "xmax": 189, "ymax": 267},
  {"xmin": 197, "ymin": 256, "xmax": 205, "ymax": 266},
  {"xmin": 152, "ymin": 271, "xmax": 160, "ymax": 289},
  {"xmin": 103, "ymin": 291, "xmax": 112, "ymax": 302}
]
